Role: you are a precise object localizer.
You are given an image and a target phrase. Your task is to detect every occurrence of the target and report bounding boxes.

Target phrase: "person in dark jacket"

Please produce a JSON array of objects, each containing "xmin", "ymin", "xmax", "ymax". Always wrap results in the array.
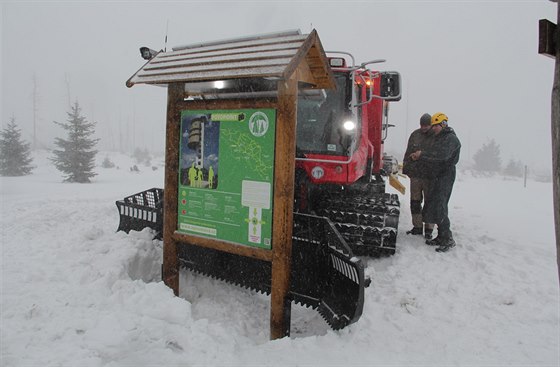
[
  {"xmin": 402, "ymin": 113, "xmax": 435, "ymax": 239},
  {"xmin": 410, "ymin": 112, "xmax": 461, "ymax": 252}
]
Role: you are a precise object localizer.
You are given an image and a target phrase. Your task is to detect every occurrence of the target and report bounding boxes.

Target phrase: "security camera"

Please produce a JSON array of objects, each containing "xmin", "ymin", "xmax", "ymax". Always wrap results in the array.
[{"xmin": 139, "ymin": 47, "xmax": 158, "ymax": 60}]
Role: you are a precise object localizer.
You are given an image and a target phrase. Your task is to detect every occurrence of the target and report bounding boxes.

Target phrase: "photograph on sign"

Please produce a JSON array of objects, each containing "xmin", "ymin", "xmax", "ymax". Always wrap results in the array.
[{"xmin": 178, "ymin": 109, "xmax": 276, "ymax": 249}]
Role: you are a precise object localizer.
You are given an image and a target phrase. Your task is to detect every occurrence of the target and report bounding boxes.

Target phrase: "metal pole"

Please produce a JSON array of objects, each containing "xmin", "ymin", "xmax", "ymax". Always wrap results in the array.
[
  {"xmin": 524, "ymin": 165, "xmax": 528, "ymax": 188},
  {"xmin": 32, "ymin": 74, "xmax": 37, "ymax": 150}
]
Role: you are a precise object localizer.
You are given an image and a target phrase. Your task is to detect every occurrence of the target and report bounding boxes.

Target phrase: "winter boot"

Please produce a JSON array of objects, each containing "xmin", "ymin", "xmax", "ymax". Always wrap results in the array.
[
  {"xmin": 436, "ymin": 237, "xmax": 456, "ymax": 253},
  {"xmin": 424, "ymin": 227, "xmax": 433, "ymax": 240},
  {"xmin": 425, "ymin": 236, "xmax": 442, "ymax": 246},
  {"xmin": 406, "ymin": 227, "xmax": 423, "ymax": 235}
]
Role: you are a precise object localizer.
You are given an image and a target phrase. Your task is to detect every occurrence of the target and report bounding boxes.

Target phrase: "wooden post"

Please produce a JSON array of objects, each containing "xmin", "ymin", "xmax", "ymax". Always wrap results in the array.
[
  {"xmin": 270, "ymin": 77, "xmax": 297, "ymax": 339},
  {"xmin": 162, "ymin": 82, "xmax": 183, "ymax": 295},
  {"xmin": 552, "ymin": 1, "xmax": 560, "ymax": 285}
]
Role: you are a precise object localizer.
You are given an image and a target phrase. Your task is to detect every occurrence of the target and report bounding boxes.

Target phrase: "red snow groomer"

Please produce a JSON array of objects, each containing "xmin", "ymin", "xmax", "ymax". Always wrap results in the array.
[
  {"xmin": 294, "ymin": 53, "xmax": 402, "ymax": 256},
  {"xmin": 117, "ymin": 31, "xmax": 403, "ymax": 330}
]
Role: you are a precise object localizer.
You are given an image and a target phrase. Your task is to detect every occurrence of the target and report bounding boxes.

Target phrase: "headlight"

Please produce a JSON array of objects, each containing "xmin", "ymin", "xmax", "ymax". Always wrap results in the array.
[
  {"xmin": 343, "ymin": 120, "xmax": 356, "ymax": 131},
  {"xmin": 311, "ymin": 166, "xmax": 325, "ymax": 179}
]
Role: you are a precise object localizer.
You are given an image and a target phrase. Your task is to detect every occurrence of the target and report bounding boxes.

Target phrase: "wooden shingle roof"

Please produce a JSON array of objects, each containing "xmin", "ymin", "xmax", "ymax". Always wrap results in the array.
[{"xmin": 126, "ymin": 29, "xmax": 334, "ymax": 90}]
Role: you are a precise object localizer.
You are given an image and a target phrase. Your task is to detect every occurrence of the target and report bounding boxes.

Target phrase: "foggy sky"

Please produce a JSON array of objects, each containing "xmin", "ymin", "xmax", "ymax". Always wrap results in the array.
[{"xmin": 1, "ymin": 1, "xmax": 557, "ymax": 172}]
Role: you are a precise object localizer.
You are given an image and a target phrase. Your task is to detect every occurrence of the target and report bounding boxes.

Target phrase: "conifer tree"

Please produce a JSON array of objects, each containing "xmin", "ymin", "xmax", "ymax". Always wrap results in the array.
[
  {"xmin": 0, "ymin": 117, "xmax": 34, "ymax": 176},
  {"xmin": 473, "ymin": 138, "xmax": 502, "ymax": 173},
  {"xmin": 503, "ymin": 158, "xmax": 524, "ymax": 177},
  {"xmin": 51, "ymin": 101, "xmax": 99, "ymax": 183}
]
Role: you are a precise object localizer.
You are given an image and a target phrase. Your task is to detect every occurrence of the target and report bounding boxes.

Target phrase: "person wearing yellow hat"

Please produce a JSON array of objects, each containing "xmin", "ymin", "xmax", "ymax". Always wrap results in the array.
[
  {"xmin": 402, "ymin": 113, "xmax": 435, "ymax": 239},
  {"xmin": 410, "ymin": 112, "xmax": 461, "ymax": 252}
]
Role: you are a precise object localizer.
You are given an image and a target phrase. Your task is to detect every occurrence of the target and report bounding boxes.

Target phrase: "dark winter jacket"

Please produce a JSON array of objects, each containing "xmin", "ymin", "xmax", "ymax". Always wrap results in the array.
[
  {"xmin": 402, "ymin": 128, "xmax": 434, "ymax": 178},
  {"xmin": 418, "ymin": 127, "xmax": 461, "ymax": 179},
  {"xmin": 420, "ymin": 127, "xmax": 461, "ymax": 225}
]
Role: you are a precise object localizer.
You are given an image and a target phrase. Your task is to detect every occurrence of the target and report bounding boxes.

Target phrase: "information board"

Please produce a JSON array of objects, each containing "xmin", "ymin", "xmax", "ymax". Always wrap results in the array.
[{"xmin": 177, "ymin": 109, "xmax": 276, "ymax": 249}]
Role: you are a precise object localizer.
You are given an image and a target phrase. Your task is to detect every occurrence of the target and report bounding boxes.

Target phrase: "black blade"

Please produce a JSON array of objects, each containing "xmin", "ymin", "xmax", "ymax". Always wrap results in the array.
[{"xmin": 178, "ymin": 213, "xmax": 364, "ymax": 330}]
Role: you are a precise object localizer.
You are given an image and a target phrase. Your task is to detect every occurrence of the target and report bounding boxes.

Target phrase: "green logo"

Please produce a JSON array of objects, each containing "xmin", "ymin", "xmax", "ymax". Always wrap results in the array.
[{"xmin": 248, "ymin": 112, "xmax": 269, "ymax": 137}]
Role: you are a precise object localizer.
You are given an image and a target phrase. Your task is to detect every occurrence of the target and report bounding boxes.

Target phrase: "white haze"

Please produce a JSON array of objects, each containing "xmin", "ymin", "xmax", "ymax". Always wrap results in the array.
[
  {"xmin": 1, "ymin": 1, "xmax": 557, "ymax": 173},
  {"xmin": 1, "ymin": 2, "xmax": 559, "ymax": 365},
  {"xmin": 1, "ymin": 151, "xmax": 558, "ymax": 366}
]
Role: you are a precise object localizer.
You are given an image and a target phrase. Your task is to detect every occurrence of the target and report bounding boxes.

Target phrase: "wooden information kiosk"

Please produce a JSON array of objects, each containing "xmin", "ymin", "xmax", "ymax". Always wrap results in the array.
[{"xmin": 127, "ymin": 30, "xmax": 335, "ymax": 339}]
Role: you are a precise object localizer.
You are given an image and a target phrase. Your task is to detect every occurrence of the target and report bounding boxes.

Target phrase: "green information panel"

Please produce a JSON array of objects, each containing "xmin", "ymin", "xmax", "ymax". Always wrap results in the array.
[{"xmin": 177, "ymin": 109, "xmax": 276, "ymax": 249}]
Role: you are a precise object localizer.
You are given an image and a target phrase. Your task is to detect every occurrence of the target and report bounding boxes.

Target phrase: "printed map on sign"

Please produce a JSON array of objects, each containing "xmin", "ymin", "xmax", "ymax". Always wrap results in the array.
[{"xmin": 177, "ymin": 109, "xmax": 276, "ymax": 249}]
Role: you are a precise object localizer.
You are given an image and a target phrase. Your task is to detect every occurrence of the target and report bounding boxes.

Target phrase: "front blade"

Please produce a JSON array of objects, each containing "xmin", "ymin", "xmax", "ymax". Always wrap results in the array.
[{"xmin": 178, "ymin": 213, "xmax": 365, "ymax": 330}]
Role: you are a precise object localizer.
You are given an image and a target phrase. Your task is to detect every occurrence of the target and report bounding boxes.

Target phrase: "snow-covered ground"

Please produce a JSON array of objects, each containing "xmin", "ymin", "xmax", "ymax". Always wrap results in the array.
[{"xmin": 1, "ymin": 151, "xmax": 558, "ymax": 366}]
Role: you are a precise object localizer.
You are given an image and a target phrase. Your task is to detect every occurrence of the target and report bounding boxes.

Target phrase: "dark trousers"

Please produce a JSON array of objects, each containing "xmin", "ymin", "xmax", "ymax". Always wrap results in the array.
[
  {"xmin": 410, "ymin": 177, "xmax": 434, "ymax": 231},
  {"xmin": 423, "ymin": 168, "xmax": 456, "ymax": 239}
]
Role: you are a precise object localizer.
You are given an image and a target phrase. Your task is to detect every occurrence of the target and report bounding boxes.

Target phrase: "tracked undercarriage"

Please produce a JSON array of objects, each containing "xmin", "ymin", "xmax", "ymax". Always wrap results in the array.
[
  {"xmin": 313, "ymin": 192, "xmax": 400, "ymax": 256},
  {"xmin": 297, "ymin": 175, "xmax": 400, "ymax": 257}
]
